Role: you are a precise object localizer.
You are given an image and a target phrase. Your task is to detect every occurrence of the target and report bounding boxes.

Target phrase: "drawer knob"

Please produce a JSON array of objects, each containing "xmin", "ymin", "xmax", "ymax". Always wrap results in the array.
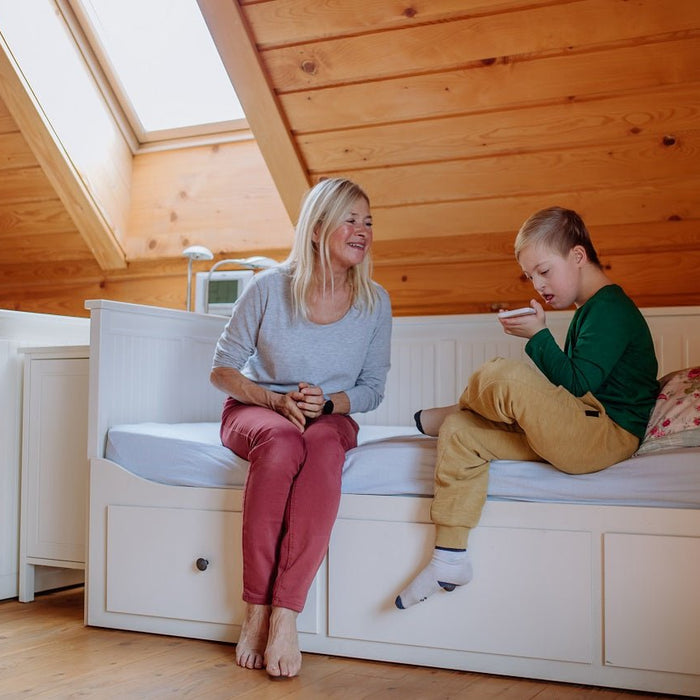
[{"xmin": 195, "ymin": 557, "xmax": 209, "ymax": 572}]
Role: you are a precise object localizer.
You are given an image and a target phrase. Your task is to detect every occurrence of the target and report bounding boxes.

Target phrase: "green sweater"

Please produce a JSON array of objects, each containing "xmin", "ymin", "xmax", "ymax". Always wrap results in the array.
[{"xmin": 525, "ymin": 284, "xmax": 658, "ymax": 441}]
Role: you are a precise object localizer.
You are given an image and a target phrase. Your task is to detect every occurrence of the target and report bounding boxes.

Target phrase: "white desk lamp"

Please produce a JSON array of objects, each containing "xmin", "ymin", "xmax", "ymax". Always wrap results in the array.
[{"xmin": 182, "ymin": 245, "xmax": 214, "ymax": 311}]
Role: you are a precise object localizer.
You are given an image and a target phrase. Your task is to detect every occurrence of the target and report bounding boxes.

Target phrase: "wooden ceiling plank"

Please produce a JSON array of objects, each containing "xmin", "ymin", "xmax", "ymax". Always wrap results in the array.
[
  {"xmin": 282, "ymin": 35, "xmax": 700, "ymax": 133},
  {"xmin": 0, "ymin": 35, "xmax": 126, "ymax": 269},
  {"xmin": 370, "ymin": 220, "xmax": 700, "ymax": 267},
  {"xmin": 261, "ymin": 0, "xmax": 700, "ymax": 92},
  {"xmin": 300, "ymin": 83, "xmax": 700, "ymax": 171},
  {"xmin": 0, "ymin": 231, "xmax": 92, "ymax": 264},
  {"xmin": 242, "ymin": 0, "xmax": 565, "ymax": 49},
  {"xmin": 325, "ymin": 132, "xmax": 700, "ymax": 207},
  {"xmin": 0, "ymin": 130, "xmax": 36, "ymax": 168},
  {"xmin": 0, "ymin": 199, "xmax": 78, "ymax": 236},
  {"xmin": 197, "ymin": 0, "xmax": 310, "ymax": 223},
  {"xmin": 369, "ymin": 178, "xmax": 700, "ymax": 240},
  {"xmin": 0, "ymin": 167, "xmax": 57, "ymax": 202}
]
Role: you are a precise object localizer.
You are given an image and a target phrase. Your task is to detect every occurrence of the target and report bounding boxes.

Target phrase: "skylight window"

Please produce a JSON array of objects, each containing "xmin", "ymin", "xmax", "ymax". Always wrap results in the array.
[{"xmin": 69, "ymin": 0, "xmax": 246, "ymax": 143}]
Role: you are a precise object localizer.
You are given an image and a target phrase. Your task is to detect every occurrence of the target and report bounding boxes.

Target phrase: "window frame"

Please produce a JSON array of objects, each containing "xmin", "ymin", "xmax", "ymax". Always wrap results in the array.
[{"xmin": 61, "ymin": 0, "xmax": 250, "ymax": 152}]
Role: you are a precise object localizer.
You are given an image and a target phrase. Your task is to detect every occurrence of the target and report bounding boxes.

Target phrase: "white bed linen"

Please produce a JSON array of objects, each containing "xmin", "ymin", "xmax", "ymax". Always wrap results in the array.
[{"xmin": 105, "ymin": 422, "xmax": 700, "ymax": 508}]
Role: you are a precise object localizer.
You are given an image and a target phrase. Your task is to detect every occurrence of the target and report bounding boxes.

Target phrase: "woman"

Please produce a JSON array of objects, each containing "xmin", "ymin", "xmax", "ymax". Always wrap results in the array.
[{"xmin": 210, "ymin": 178, "xmax": 392, "ymax": 678}]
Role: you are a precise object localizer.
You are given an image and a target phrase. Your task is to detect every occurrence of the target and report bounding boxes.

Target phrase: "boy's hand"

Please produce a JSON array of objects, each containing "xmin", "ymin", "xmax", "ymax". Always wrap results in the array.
[{"xmin": 499, "ymin": 300, "xmax": 546, "ymax": 338}]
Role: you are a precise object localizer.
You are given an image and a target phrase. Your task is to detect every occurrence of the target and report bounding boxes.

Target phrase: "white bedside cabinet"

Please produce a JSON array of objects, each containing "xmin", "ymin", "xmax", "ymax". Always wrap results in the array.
[{"xmin": 19, "ymin": 346, "xmax": 89, "ymax": 602}]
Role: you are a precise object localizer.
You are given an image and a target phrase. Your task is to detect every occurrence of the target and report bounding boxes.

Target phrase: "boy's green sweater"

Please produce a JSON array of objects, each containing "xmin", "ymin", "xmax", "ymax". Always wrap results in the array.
[{"xmin": 525, "ymin": 284, "xmax": 658, "ymax": 441}]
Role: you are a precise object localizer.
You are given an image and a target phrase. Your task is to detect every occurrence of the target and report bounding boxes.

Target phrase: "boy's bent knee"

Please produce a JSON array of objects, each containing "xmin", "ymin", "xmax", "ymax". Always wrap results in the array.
[
  {"xmin": 476, "ymin": 357, "xmax": 531, "ymax": 383},
  {"xmin": 461, "ymin": 358, "xmax": 533, "ymax": 405}
]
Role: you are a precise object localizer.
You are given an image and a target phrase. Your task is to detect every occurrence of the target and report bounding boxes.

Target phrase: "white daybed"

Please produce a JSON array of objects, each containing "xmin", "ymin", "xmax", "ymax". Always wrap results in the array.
[{"xmin": 84, "ymin": 300, "xmax": 700, "ymax": 696}]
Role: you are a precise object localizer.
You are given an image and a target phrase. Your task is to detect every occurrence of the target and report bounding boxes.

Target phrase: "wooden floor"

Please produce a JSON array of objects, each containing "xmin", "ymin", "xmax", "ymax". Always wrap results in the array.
[{"xmin": 0, "ymin": 587, "xmax": 681, "ymax": 699}]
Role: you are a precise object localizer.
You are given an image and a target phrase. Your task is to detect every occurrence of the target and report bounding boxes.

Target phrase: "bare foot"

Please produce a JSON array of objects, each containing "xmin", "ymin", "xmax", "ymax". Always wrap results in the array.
[
  {"xmin": 236, "ymin": 603, "xmax": 270, "ymax": 669},
  {"xmin": 264, "ymin": 606, "xmax": 301, "ymax": 678},
  {"xmin": 418, "ymin": 404, "xmax": 459, "ymax": 436}
]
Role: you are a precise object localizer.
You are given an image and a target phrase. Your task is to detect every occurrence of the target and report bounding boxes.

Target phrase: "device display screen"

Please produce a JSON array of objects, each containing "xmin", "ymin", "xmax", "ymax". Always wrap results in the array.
[{"xmin": 208, "ymin": 279, "xmax": 241, "ymax": 304}]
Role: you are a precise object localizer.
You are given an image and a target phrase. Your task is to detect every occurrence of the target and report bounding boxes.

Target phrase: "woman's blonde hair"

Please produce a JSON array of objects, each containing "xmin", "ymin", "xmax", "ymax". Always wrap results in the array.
[
  {"xmin": 514, "ymin": 206, "xmax": 602, "ymax": 268},
  {"xmin": 285, "ymin": 178, "xmax": 378, "ymax": 319}
]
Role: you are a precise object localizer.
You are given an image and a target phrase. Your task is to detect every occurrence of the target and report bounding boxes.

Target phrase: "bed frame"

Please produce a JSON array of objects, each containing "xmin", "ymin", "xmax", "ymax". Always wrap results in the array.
[{"xmin": 84, "ymin": 300, "xmax": 700, "ymax": 696}]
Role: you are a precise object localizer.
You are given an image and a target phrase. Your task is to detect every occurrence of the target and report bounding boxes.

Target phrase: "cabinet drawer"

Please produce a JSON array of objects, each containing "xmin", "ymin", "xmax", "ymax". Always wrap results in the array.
[{"xmin": 106, "ymin": 504, "xmax": 320, "ymax": 633}]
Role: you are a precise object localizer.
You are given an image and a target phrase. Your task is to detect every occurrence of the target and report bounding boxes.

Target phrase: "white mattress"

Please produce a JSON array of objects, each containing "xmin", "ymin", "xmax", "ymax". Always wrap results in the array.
[{"xmin": 105, "ymin": 422, "xmax": 700, "ymax": 508}]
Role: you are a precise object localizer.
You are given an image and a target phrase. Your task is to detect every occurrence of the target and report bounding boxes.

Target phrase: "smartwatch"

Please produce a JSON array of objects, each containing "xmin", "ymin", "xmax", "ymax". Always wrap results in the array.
[{"xmin": 322, "ymin": 398, "xmax": 334, "ymax": 415}]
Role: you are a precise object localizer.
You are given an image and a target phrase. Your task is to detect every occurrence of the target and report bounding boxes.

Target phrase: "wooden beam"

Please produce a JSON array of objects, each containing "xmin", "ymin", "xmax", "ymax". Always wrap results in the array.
[
  {"xmin": 0, "ymin": 33, "xmax": 126, "ymax": 269},
  {"xmin": 197, "ymin": 0, "xmax": 310, "ymax": 223}
]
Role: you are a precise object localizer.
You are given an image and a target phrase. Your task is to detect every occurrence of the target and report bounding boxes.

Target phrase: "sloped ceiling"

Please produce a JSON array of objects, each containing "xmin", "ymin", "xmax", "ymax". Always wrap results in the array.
[
  {"xmin": 199, "ymin": 0, "xmax": 699, "ymax": 313},
  {"xmin": 1, "ymin": 0, "xmax": 698, "ymax": 316}
]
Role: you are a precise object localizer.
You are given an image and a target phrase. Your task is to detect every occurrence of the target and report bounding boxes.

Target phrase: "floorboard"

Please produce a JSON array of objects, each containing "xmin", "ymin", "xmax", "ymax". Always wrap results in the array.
[{"xmin": 0, "ymin": 588, "xmax": 681, "ymax": 698}]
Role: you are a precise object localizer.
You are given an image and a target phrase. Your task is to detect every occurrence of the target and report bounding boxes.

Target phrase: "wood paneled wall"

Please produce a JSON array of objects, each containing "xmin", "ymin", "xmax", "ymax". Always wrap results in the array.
[
  {"xmin": 1, "ymin": 0, "xmax": 699, "ymax": 317},
  {"xmin": 238, "ymin": 0, "xmax": 700, "ymax": 314},
  {"xmin": 0, "ymin": 96, "xmax": 291, "ymax": 317}
]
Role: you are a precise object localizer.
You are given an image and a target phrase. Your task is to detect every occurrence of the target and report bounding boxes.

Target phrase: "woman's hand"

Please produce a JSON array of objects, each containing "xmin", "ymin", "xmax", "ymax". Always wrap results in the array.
[
  {"xmin": 296, "ymin": 382, "xmax": 325, "ymax": 420},
  {"xmin": 270, "ymin": 391, "xmax": 308, "ymax": 431},
  {"xmin": 211, "ymin": 366, "xmax": 310, "ymax": 431},
  {"xmin": 499, "ymin": 300, "xmax": 547, "ymax": 339}
]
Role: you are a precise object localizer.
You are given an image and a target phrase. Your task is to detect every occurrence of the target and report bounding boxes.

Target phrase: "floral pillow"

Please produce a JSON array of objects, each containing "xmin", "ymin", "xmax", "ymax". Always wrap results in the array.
[{"xmin": 636, "ymin": 367, "xmax": 700, "ymax": 454}]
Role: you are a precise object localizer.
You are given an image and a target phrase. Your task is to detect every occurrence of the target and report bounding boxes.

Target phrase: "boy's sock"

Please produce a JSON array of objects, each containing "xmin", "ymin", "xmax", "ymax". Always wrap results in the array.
[
  {"xmin": 414, "ymin": 410, "xmax": 425, "ymax": 434},
  {"xmin": 395, "ymin": 547, "xmax": 473, "ymax": 609}
]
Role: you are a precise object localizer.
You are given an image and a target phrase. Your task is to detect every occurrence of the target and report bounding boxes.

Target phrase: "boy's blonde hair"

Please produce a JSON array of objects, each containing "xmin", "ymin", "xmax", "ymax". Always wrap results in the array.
[
  {"xmin": 515, "ymin": 206, "xmax": 602, "ymax": 268},
  {"xmin": 285, "ymin": 178, "xmax": 377, "ymax": 319}
]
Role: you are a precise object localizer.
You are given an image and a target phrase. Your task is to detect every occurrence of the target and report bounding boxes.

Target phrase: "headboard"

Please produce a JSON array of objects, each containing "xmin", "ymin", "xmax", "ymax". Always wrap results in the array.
[{"xmin": 85, "ymin": 300, "xmax": 700, "ymax": 458}]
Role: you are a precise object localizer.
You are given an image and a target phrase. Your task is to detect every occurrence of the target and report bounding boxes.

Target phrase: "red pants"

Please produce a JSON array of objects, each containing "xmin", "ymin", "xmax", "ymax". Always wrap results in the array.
[{"xmin": 220, "ymin": 398, "xmax": 359, "ymax": 612}]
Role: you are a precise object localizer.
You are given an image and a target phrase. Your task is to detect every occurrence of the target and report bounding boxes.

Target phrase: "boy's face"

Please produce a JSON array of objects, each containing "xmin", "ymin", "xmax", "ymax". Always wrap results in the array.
[{"xmin": 518, "ymin": 243, "xmax": 584, "ymax": 309}]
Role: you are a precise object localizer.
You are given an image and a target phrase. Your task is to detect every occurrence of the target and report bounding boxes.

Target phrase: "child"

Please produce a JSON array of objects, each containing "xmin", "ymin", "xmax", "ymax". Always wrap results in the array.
[{"xmin": 396, "ymin": 206, "xmax": 659, "ymax": 609}]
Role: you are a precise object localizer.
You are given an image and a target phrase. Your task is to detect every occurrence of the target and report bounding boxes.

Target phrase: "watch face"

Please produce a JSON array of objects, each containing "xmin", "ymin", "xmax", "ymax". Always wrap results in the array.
[{"xmin": 322, "ymin": 399, "xmax": 334, "ymax": 415}]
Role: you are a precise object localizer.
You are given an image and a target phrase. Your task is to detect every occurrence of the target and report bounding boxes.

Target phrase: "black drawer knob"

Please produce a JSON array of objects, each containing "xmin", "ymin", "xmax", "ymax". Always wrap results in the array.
[{"xmin": 195, "ymin": 557, "xmax": 209, "ymax": 571}]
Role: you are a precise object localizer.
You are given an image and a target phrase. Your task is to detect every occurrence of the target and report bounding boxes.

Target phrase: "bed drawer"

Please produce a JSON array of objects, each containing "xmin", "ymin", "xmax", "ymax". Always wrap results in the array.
[
  {"xmin": 106, "ymin": 505, "xmax": 244, "ymax": 625},
  {"xmin": 604, "ymin": 533, "xmax": 700, "ymax": 675},
  {"xmin": 105, "ymin": 504, "xmax": 321, "ymax": 634},
  {"xmin": 328, "ymin": 518, "xmax": 593, "ymax": 663}
]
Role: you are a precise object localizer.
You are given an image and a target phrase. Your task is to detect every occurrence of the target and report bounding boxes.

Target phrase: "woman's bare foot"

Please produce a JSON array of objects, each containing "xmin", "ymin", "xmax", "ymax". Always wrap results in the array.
[
  {"xmin": 417, "ymin": 404, "xmax": 459, "ymax": 436},
  {"xmin": 264, "ymin": 606, "xmax": 301, "ymax": 678},
  {"xmin": 236, "ymin": 603, "xmax": 270, "ymax": 669}
]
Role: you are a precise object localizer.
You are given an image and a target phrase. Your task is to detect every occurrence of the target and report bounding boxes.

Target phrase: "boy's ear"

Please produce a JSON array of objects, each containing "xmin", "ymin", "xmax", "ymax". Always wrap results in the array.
[{"xmin": 572, "ymin": 244, "xmax": 586, "ymax": 265}]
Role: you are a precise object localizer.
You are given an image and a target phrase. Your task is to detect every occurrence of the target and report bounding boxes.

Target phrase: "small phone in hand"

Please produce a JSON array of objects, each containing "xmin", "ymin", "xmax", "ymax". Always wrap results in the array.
[{"xmin": 497, "ymin": 307, "xmax": 536, "ymax": 319}]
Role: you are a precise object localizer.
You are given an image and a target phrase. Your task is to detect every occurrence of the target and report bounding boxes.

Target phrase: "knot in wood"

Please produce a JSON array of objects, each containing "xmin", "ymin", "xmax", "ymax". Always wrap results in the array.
[{"xmin": 301, "ymin": 60, "xmax": 317, "ymax": 75}]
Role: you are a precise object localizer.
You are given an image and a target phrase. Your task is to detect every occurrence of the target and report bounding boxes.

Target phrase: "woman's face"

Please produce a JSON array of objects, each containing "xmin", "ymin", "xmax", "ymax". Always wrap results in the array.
[{"xmin": 324, "ymin": 196, "xmax": 373, "ymax": 273}]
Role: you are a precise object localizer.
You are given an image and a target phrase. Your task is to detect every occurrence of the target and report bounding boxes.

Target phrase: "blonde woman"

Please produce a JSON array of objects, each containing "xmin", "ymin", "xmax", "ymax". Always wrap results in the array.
[{"xmin": 211, "ymin": 178, "xmax": 392, "ymax": 677}]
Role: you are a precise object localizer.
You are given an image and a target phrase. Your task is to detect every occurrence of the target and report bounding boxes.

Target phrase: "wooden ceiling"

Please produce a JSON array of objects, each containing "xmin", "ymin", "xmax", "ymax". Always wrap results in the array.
[{"xmin": 1, "ymin": 0, "xmax": 699, "ymax": 316}]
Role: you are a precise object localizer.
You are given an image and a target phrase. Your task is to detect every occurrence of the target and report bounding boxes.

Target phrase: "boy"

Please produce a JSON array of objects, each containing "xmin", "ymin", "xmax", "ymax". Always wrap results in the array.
[{"xmin": 396, "ymin": 206, "xmax": 658, "ymax": 609}]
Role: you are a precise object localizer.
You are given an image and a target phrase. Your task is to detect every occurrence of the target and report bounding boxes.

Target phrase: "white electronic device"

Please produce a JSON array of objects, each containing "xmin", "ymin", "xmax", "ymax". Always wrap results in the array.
[
  {"xmin": 497, "ymin": 307, "xmax": 536, "ymax": 318},
  {"xmin": 194, "ymin": 270, "xmax": 254, "ymax": 317}
]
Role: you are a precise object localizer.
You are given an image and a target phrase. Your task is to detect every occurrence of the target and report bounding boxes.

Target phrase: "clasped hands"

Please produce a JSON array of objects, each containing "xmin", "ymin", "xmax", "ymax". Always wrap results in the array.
[{"xmin": 273, "ymin": 382, "xmax": 325, "ymax": 431}]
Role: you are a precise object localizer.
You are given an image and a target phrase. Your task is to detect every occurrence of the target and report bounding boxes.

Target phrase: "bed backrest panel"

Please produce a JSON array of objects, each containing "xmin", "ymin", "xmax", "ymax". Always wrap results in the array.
[
  {"xmin": 358, "ymin": 307, "xmax": 700, "ymax": 426},
  {"xmin": 86, "ymin": 300, "xmax": 228, "ymax": 458},
  {"xmin": 86, "ymin": 301, "xmax": 700, "ymax": 453},
  {"xmin": 358, "ymin": 311, "xmax": 573, "ymax": 427}
]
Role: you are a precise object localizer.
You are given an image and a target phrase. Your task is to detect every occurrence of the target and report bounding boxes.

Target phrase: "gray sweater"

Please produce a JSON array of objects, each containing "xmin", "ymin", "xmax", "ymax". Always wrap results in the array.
[{"xmin": 212, "ymin": 266, "xmax": 392, "ymax": 414}]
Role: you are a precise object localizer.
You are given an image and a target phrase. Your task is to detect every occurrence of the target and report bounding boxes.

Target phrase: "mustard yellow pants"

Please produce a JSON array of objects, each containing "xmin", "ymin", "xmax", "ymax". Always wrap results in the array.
[{"xmin": 432, "ymin": 358, "xmax": 639, "ymax": 549}]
